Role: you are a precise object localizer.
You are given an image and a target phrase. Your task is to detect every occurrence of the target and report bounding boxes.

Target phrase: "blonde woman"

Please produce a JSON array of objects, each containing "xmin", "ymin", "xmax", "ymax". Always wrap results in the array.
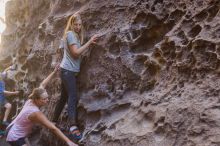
[
  {"xmin": 6, "ymin": 66, "xmax": 78, "ymax": 146},
  {"xmin": 52, "ymin": 13, "xmax": 98, "ymax": 141}
]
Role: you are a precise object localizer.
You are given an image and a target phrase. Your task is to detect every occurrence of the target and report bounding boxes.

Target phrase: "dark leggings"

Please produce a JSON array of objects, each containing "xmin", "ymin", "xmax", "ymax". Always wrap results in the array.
[
  {"xmin": 8, "ymin": 137, "xmax": 26, "ymax": 146},
  {"xmin": 53, "ymin": 68, "xmax": 78, "ymax": 126}
]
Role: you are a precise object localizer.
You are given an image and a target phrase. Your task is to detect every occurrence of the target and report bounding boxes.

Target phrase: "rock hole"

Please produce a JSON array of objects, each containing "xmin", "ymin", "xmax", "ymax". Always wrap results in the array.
[
  {"xmin": 194, "ymin": 11, "xmax": 208, "ymax": 22},
  {"xmin": 207, "ymin": 5, "xmax": 219, "ymax": 22},
  {"xmin": 169, "ymin": 9, "xmax": 185, "ymax": 22},
  {"xmin": 177, "ymin": 30, "xmax": 188, "ymax": 45},
  {"xmin": 130, "ymin": 23, "xmax": 173, "ymax": 53},
  {"xmin": 151, "ymin": 6, "xmax": 155, "ymax": 12},
  {"xmin": 86, "ymin": 110, "xmax": 101, "ymax": 126},
  {"xmin": 133, "ymin": 12, "xmax": 147, "ymax": 25},
  {"xmin": 188, "ymin": 25, "xmax": 202, "ymax": 38},
  {"xmin": 133, "ymin": 55, "xmax": 148, "ymax": 73},
  {"xmin": 109, "ymin": 41, "xmax": 121, "ymax": 56}
]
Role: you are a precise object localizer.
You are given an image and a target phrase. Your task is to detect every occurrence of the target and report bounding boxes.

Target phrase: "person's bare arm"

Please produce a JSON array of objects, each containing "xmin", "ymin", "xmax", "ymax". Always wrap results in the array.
[
  {"xmin": 3, "ymin": 66, "xmax": 12, "ymax": 72},
  {"xmin": 69, "ymin": 35, "xmax": 98, "ymax": 59},
  {"xmin": 39, "ymin": 65, "xmax": 59, "ymax": 89},
  {"xmin": 4, "ymin": 90, "xmax": 19, "ymax": 97},
  {"xmin": 29, "ymin": 112, "xmax": 78, "ymax": 146}
]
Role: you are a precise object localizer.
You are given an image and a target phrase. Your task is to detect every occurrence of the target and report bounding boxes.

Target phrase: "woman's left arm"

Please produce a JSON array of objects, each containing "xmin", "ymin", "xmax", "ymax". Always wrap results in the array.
[
  {"xmin": 29, "ymin": 112, "xmax": 77, "ymax": 146},
  {"xmin": 39, "ymin": 65, "xmax": 59, "ymax": 89}
]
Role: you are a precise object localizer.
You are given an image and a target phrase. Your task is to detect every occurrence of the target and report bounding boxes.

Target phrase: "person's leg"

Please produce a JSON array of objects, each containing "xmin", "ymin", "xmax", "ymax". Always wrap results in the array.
[
  {"xmin": 61, "ymin": 69, "xmax": 78, "ymax": 126},
  {"xmin": 53, "ymin": 68, "xmax": 82, "ymax": 142},
  {"xmin": 0, "ymin": 102, "xmax": 3, "ymax": 121},
  {"xmin": 62, "ymin": 70, "xmax": 82, "ymax": 141},
  {"xmin": 3, "ymin": 102, "xmax": 12, "ymax": 122},
  {"xmin": 52, "ymin": 81, "xmax": 68, "ymax": 123},
  {"xmin": 75, "ymin": 75, "xmax": 79, "ymax": 124}
]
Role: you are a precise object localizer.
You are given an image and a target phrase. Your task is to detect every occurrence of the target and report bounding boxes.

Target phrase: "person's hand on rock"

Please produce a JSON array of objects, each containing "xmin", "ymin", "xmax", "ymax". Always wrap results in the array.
[
  {"xmin": 67, "ymin": 141, "xmax": 78, "ymax": 146},
  {"xmin": 53, "ymin": 64, "xmax": 60, "ymax": 73}
]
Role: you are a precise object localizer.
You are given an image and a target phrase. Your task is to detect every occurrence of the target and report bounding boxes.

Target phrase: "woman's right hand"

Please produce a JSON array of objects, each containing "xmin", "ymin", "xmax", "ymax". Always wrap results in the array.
[
  {"xmin": 53, "ymin": 63, "xmax": 60, "ymax": 73},
  {"xmin": 67, "ymin": 141, "xmax": 78, "ymax": 146},
  {"xmin": 89, "ymin": 34, "xmax": 99, "ymax": 44}
]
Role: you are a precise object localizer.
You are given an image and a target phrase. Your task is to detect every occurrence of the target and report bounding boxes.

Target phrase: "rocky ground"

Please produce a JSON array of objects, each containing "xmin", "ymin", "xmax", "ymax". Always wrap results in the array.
[{"xmin": 1, "ymin": 0, "xmax": 220, "ymax": 146}]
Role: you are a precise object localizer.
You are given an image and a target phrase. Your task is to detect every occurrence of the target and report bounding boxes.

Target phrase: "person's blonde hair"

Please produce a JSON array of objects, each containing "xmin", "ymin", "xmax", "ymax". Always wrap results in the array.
[
  {"xmin": 28, "ymin": 88, "xmax": 46, "ymax": 99},
  {"xmin": 63, "ymin": 14, "xmax": 84, "ymax": 44}
]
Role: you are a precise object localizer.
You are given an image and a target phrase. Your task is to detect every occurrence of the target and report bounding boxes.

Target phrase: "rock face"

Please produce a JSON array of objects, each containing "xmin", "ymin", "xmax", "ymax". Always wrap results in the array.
[{"xmin": 1, "ymin": 0, "xmax": 220, "ymax": 146}]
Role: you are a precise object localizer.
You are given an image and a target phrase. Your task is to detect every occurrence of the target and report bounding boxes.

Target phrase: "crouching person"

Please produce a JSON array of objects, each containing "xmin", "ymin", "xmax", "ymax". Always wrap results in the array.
[{"xmin": 6, "ymin": 66, "xmax": 78, "ymax": 146}]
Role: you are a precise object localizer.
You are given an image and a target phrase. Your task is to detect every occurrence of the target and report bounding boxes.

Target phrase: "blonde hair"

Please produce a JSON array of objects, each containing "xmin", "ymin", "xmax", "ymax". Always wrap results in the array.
[
  {"xmin": 28, "ymin": 88, "xmax": 46, "ymax": 99},
  {"xmin": 63, "ymin": 14, "xmax": 84, "ymax": 44}
]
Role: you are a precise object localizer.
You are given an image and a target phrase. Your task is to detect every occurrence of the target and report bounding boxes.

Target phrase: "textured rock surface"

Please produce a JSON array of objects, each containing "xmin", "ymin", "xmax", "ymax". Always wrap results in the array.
[{"xmin": 1, "ymin": 0, "xmax": 220, "ymax": 146}]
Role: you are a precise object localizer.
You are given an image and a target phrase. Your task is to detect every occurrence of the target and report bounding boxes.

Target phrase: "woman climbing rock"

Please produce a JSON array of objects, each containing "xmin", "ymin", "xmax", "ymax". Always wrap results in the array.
[
  {"xmin": 6, "ymin": 66, "xmax": 78, "ymax": 146},
  {"xmin": 52, "ymin": 13, "xmax": 99, "ymax": 141}
]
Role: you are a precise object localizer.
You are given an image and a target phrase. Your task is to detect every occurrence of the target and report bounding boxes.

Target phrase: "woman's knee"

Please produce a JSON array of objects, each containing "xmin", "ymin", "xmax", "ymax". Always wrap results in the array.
[{"xmin": 4, "ymin": 103, "xmax": 12, "ymax": 109}]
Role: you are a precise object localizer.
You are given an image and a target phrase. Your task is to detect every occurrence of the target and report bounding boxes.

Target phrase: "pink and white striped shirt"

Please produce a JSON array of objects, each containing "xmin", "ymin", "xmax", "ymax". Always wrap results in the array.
[{"xmin": 6, "ymin": 99, "xmax": 40, "ymax": 141}]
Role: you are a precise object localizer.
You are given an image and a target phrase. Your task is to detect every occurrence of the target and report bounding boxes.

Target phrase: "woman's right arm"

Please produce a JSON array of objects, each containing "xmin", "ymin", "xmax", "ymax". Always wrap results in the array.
[
  {"xmin": 68, "ymin": 34, "xmax": 98, "ymax": 59},
  {"xmin": 29, "ymin": 112, "xmax": 78, "ymax": 146}
]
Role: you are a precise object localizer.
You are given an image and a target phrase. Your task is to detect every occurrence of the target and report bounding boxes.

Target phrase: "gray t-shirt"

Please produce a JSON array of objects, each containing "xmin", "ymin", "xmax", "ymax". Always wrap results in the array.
[{"xmin": 60, "ymin": 31, "xmax": 81, "ymax": 72}]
